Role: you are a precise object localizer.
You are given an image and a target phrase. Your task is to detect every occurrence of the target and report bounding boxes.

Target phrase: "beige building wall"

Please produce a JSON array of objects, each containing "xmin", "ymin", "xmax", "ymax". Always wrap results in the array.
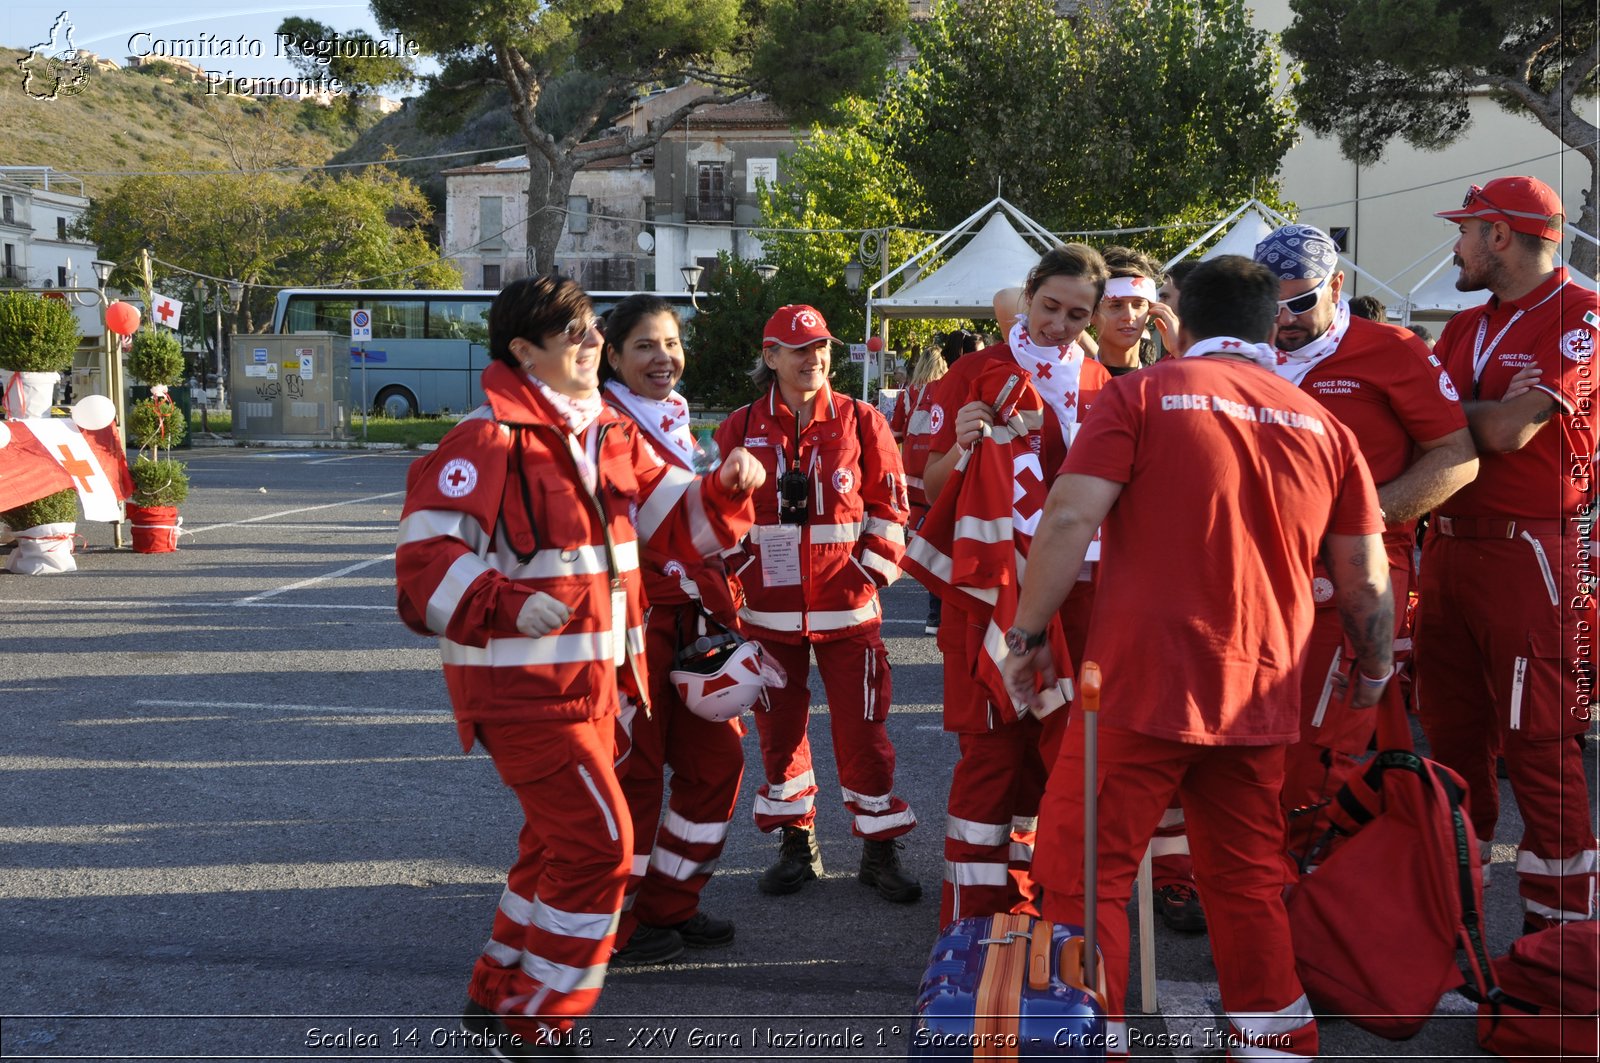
[{"xmin": 1251, "ymin": 0, "xmax": 1595, "ymax": 299}]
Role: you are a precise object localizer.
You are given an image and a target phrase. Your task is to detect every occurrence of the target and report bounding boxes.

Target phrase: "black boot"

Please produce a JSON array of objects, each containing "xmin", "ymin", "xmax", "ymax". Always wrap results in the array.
[
  {"xmin": 759, "ymin": 824, "xmax": 823, "ymax": 895},
  {"xmin": 859, "ymin": 838, "xmax": 922, "ymax": 903}
]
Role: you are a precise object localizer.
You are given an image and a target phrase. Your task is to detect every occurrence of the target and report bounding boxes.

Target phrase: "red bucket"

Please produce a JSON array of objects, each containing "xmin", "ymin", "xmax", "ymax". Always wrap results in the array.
[{"xmin": 128, "ymin": 504, "xmax": 180, "ymax": 553}]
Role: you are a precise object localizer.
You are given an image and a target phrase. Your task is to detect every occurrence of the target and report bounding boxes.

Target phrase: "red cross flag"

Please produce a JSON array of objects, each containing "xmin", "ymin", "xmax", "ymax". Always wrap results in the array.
[
  {"xmin": 151, "ymin": 293, "xmax": 183, "ymax": 330},
  {"xmin": 0, "ymin": 418, "xmax": 132, "ymax": 521}
]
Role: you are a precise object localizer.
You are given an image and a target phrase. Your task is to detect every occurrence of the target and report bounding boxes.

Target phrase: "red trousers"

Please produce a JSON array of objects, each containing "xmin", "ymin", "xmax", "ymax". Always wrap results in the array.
[
  {"xmin": 1282, "ymin": 572, "xmax": 1409, "ymax": 856},
  {"xmin": 614, "ymin": 603, "xmax": 745, "ymax": 944},
  {"xmin": 1417, "ymin": 530, "xmax": 1598, "ymax": 926},
  {"xmin": 1037, "ymin": 724, "xmax": 1316, "ymax": 1061},
  {"xmin": 749, "ymin": 627, "xmax": 915, "ymax": 839},
  {"xmin": 468, "ymin": 718, "xmax": 631, "ymax": 1036}
]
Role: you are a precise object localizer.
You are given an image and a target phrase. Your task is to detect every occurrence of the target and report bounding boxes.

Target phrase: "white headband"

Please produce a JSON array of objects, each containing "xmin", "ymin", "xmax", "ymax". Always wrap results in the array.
[{"xmin": 1103, "ymin": 276, "xmax": 1158, "ymax": 301}]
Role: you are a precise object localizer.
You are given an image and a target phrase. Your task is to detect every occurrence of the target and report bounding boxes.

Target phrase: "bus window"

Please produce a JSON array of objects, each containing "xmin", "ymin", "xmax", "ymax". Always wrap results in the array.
[
  {"xmin": 287, "ymin": 296, "xmax": 357, "ymax": 335},
  {"xmin": 373, "ymin": 300, "xmax": 425, "ymax": 339},
  {"xmin": 428, "ymin": 298, "xmax": 490, "ymax": 345}
]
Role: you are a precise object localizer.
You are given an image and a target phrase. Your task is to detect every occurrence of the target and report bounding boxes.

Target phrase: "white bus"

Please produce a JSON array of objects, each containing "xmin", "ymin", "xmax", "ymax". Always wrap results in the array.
[{"xmin": 271, "ymin": 288, "xmax": 695, "ymax": 417}]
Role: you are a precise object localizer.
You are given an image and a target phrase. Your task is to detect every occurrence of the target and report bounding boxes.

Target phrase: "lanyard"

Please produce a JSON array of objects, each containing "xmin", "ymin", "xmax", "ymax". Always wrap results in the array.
[{"xmin": 1470, "ymin": 281, "xmax": 1568, "ymax": 398}]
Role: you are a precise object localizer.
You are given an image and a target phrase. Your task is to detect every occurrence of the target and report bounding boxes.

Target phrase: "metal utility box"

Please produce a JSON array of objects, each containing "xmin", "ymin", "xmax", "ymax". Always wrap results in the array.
[{"xmin": 229, "ymin": 333, "xmax": 350, "ymax": 440}]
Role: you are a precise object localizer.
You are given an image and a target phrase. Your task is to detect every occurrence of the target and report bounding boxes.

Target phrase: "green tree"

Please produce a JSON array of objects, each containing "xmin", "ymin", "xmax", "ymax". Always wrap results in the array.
[
  {"xmin": 1284, "ymin": 0, "xmax": 1598, "ymax": 273},
  {"xmin": 370, "ymin": 0, "xmax": 907, "ymax": 274},
  {"xmin": 885, "ymin": 0, "xmax": 1295, "ymax": 259},
  {"xmin": 86, "ymin": 163, "xmax": 459, "ymax": 335},
  {"xmin": 277, "ymin": 17, "xmax": 418, "ymax": 121}
]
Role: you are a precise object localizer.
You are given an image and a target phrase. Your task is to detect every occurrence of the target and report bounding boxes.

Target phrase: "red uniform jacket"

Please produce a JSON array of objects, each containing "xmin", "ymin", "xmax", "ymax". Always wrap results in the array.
[
  {"xmin": 713, "ymin": 384, "xmax": 909, "ymax": 643},
  {"xmin": 396, "ymin": 360, "xmax": 756, "ymax": 732}
]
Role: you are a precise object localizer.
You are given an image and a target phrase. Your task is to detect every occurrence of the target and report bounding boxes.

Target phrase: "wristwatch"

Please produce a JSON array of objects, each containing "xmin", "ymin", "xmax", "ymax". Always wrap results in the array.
[{"xmin": 1004, "ymin": 625, "xmax": 1046, "ymax": 657}]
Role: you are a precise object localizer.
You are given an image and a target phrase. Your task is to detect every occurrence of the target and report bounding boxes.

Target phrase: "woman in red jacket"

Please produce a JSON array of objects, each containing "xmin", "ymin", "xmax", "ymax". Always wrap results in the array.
[
  {"xmin": 597, "ymin": 294, "xmax": 748, "ymax": 966},
  {"xmin": 712, "ymin": 304, "xmax": 919, "ymax": 904},
  {"xmin": 396, "ymin": 276, "xmax": 763, "ymax": 1055}
]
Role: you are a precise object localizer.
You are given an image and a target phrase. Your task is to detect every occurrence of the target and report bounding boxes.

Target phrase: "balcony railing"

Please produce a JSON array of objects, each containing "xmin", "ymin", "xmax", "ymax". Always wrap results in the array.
[{"xmin": 685, "ymin": 194, "xmax": 735, "ymax": 223}]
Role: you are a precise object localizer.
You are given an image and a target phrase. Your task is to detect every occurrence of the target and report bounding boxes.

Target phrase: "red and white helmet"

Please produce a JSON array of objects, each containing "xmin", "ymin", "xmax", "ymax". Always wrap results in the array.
[{"xmin": 671, "ymin": 639, "xmax": 785, "ymax": 722}]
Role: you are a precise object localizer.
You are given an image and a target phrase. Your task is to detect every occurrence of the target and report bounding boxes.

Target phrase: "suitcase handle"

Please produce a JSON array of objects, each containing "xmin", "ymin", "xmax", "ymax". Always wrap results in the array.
[{"xmin": 1026, "ymin": 919, "xmax": 1052, "ymax": 990}]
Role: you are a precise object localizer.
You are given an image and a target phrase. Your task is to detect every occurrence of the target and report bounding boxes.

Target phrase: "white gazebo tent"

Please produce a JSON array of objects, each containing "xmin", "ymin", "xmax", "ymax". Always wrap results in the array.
[
  {"xmin": 1163, "ymin": 198, "xmax": 1407, "ymax": 305},
  {"xmin": 1398, "ymin": 224, "xmax": 1600, "ymax": 325},
  {"xmin": 857, "ymin": 196, "xmax": 1061, "ymax": 397}
]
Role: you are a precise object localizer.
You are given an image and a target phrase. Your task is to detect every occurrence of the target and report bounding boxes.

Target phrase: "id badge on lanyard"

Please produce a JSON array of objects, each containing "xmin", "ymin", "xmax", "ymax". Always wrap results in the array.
[{"xmin": 761, "ymin": 525, "xmax": 803, "ymax": 587}]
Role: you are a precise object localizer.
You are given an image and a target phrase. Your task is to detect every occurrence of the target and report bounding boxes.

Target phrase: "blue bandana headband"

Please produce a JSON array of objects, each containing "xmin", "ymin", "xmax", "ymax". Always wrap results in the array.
[{"xmin": 1254, "ymin": 224, "xmax": 1339, "ymax": 281}]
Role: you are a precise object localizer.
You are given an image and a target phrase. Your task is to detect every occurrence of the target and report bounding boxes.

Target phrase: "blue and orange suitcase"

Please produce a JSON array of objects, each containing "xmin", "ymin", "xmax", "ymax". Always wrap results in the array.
[
  {"xmin": 909, "ymin": 662, "xmax": 1109, "ymax": 1060},
  {"xmin": 908, "ymin": 912, "xmax": 1108, "ymax": 1058}
]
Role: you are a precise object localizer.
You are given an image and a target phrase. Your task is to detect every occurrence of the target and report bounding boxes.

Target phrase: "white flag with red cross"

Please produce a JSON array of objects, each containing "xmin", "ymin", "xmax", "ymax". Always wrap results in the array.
[
  {"xmin": 151, "ymin": 293, "xmax": 183, "ymax": 331},
  {"xmin": 0, "ymin": 418, "xmax": 132, "ymax": 522}
]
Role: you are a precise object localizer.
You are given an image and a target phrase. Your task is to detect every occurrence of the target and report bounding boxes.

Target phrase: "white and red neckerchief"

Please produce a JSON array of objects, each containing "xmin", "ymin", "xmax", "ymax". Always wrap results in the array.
[
  {"xmin": 1183, "ymin": 335, "xmax": 1280, "ymax": 370},
  {"xmin": 530, "ymin": 374, "xmax": 603, "ymax": 492},
  {"xmin": 604, "ymin": 379, "xmax": 694, "ymax": 467},
  {"xmin": 1270, "ymin": 297, "xmax": 1351, "ymax": 387},
  {"xmin": 1008, "ymin": 318, "xmax": 1084, "ymax": 445}
]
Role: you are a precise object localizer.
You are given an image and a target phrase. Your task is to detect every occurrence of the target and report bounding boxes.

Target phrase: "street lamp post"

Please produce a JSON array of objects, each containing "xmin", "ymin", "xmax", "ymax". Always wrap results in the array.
[
  {"xmin": 847, "ymin": 229, "xmax": 893, "ymax": 400},
  {"xmin": 213, "ymin": 279, "xmax": 242, "ymax": 412},
  {"xmin": 680, "ymin": 264, "xmax": 704, "ymax": 309}
]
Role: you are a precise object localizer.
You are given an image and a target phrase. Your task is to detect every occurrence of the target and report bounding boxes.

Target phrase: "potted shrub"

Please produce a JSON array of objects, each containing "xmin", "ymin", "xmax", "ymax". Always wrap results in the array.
[
  {"xmin": 125, "ymin": 388, "xmax": 189, "ymax": 552},
  {"xmin": 127, "ymin": 328, "xmax": 185, "ymax": 386},
  {"xmin": 0, "ymin": 291, "xmax": 80, "ymax": 417},
  {"xmin": 127, "ymin": 327, "xmax": 193, "ymax": 444},
  {"xmin": 1, "ymin": 487, "xmax": 80, "ymax": 573}
]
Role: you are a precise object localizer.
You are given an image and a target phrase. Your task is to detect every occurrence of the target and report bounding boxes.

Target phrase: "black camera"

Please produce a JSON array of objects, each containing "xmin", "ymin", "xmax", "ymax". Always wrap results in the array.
[{"xmin": 779, "ymin": 469, "xmax": 810, "ymax": 525}]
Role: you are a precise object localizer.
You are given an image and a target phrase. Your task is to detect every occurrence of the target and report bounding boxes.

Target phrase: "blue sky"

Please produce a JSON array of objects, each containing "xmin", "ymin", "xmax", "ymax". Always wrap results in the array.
[{"xmin": 6, "ymin": 3, "xmax": 432, "ymax": 84}]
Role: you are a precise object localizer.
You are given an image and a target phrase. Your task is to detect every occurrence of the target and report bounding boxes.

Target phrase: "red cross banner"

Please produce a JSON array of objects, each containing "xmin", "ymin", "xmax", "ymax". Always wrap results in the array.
[
  {"xmin": 0, "ymin": 418, "xmax": 132, "ymax": 522},
  {"xmin": 151, "ymin": 293, "xmax": 183, "ymax": 331}
]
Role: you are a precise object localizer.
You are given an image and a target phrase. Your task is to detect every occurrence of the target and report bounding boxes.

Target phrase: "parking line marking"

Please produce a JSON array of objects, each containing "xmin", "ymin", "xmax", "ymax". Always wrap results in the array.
[
  {"xmin": 137, "ymin": 699, "xmax": 446, "ymax": 716},
  {"xmin": 182, "ymin": 491, "xmax": 403, "ymax": 535},
  {"xmin": 232, "ymin": 554, "xmax": 395, "ymax": 605}
]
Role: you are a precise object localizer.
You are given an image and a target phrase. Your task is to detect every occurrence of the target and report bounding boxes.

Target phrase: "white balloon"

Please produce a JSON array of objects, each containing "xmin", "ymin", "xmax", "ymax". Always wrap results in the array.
[
  {"xmin": 0, "ymin": 421, "xmax": 9, "ymax": 449},
  {"xmin": 71, "ymin": 394, "xmax": 116, "ymax": 431}
]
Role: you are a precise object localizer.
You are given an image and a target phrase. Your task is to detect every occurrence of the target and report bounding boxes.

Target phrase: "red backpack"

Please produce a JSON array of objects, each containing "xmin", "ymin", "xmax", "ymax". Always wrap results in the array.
[
  {"xmin": 1476, "ymin": 920, "xmax": 1600, "ymax": 1062},
  {"xmin": 1285, "ymin": 704, "xmax": 1498, "ymax": 1039}
]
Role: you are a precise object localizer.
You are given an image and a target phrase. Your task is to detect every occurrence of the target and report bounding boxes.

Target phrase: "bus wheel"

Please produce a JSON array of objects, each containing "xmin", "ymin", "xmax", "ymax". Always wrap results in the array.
[{"xmin": 374, "ymin": 386, "xmax": 418, "ymax": 419}]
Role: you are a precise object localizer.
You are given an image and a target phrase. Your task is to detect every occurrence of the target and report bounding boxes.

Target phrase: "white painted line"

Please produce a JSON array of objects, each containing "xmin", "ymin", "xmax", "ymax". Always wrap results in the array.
[
  {"xmin": 232, "ymin": 553, "xmax": 396, "ymax": 605},
  {"xmin": 237, "ymin": 601, "xmax": 394, "ymax": 610},
  {"xmin": 5, "ymin": 599, "xmax": 394, "ymax": 612},
  {"xmin": 182, "ymin": 491, "xmax": 403, "ymax": 535},
  {"xmin": 308, "ymin": 454, "xmax": 392, "ymax": 464},
  {"xmin": 137, "ymin": 699, "xmax": 446, "ymax": 717},
  {"xmin": 0, "ymin": 859, "xmax": 504, "ymax": 899}
]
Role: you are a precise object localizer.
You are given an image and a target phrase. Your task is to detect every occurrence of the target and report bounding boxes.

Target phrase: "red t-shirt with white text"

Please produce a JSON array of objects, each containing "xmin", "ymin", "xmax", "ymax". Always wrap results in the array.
[{"xmin": 1063, "ymin": 356, "xmax": 1383, "ymax": 745}]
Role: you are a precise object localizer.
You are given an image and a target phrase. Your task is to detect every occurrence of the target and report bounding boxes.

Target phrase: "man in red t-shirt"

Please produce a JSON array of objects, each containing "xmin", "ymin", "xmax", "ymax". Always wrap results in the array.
[
  {"xmin": 1004, "ymin": 257, "xmax": 1392, "ymax": 1061},
  {"xmin": 1420, "ymin": 176, "xmax": 1599, "ymax": 934},
  {"xmin": 1253, "ymin": 223, "xmax": 1478, "ymax": 853}
]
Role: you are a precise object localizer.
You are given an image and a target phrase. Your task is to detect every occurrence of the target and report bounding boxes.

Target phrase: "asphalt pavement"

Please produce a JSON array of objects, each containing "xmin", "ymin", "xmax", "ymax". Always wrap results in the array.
[{"xmin": 0, "ymin": 445, "xmax": 1579, "ymax": 1062}]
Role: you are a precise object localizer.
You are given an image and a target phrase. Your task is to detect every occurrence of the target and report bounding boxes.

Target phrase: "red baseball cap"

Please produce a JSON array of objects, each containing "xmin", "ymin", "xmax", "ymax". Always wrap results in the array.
[
  {"xmin": 763, "ymin": 304, "xmax": 838, "ymax": 348},
  {"xmin": 1436, "ymin": 176, "xmax": 1565, "ymax": 241}
]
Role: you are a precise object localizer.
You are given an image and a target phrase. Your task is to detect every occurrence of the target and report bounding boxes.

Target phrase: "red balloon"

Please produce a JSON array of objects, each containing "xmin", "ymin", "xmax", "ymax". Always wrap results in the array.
[
  {"xmin": 866, "ymin": 336, "xmax": 884, "ymax": 353},
  {"xmin": 105, "ymin": 301, "xmax": 141, "ymax": 336}
]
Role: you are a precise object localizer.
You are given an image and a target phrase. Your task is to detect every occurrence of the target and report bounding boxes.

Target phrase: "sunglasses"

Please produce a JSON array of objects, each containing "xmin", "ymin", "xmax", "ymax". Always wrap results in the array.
[
  {"xmin": 1277, "ymin": 271, "xmax": 1333, "ymax": 316},
  {"xmin": 560, "ymin": 317, "xmax": 599, "ymax": 345},
  {"xmin": 1461, "ymin": 184, "xmax": 1500, "ymax": 211}
]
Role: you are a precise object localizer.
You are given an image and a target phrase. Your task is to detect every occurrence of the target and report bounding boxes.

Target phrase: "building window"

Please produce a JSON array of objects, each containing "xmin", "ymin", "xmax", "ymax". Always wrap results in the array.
[
  {"xmin": 692, "ymin": 163, "xmax": 732, "ymax": 222},
  {"xmin": 482, "ymin": 263, "xmax": 501, "ymax": 290},
  {"xmin": 567, "ymin": 195, "xmax": 589, "ymax": 234},
  {"xmin": 3, "ymin": 243, "xmax": 14, "ymax": 280},
  {"xmin": 1, "ymin": 197, "xmax": 12, "ymax": 224},
  {"xmin": 479, "ymin": 197, "xmax": 504, "ymax": 251},
  {"xmin": 57, "ymin": 217, "xmax": 67, "ymax": 240},
  {"xmin": 58, "ymin": 265, "xmax": 69, "ymax": 287}
]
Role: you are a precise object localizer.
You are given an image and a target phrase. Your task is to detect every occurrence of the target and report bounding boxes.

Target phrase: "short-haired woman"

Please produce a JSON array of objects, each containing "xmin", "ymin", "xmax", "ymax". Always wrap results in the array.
[{"xmin": 396, "ymin": 276, "xmax": 765, "ymax": 1052}]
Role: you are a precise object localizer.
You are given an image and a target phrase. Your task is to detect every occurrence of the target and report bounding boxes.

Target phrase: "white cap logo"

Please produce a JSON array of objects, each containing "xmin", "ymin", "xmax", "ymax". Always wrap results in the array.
[
  {"xmin": 797, "ymin": 310, "xmax": 820, "ymax": 329},
  {"xmin": 439, "ymin": 458, "xmax": 478, "ymax": 498}
]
